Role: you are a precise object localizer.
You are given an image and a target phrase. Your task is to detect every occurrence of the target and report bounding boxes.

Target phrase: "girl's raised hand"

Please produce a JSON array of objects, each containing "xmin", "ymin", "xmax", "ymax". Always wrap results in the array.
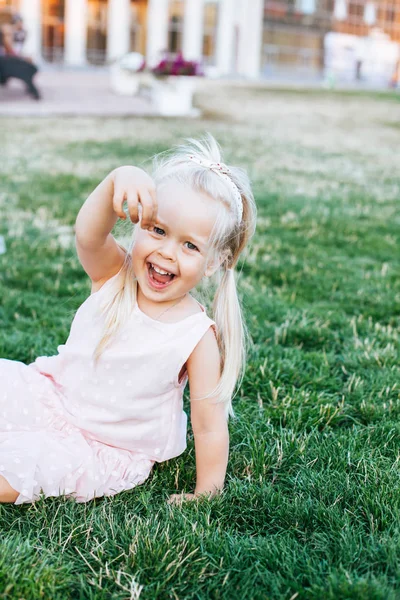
[{"xmin": 111, "ymin": 166, "xmax": 157, "ymax": 229}]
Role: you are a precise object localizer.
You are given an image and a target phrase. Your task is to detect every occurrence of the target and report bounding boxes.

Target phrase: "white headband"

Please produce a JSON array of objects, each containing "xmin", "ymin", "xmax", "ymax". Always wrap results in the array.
[{"xmin": 188, "ymin": 155, "xmax": 243, "ymax": 222}]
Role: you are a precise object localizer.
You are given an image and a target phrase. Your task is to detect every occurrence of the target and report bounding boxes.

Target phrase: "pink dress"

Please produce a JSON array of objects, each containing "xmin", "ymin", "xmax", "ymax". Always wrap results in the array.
[{"xmin": 0, "ymin": 272, "xmax": 215, "ymax": 504}]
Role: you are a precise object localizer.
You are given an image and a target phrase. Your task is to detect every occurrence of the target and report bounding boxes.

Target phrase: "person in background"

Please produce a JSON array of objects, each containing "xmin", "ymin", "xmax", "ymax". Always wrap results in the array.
[
  {"xmin": 0, "ymin": 11, "xmax": 39, "ymax": 99},
  {"xmin": 0, "ymin": 23, "xmax": 15, "ymax": 56},
  {"xmin": 12, "ymin": 14, "xmax": 27, "ymax": 57}
]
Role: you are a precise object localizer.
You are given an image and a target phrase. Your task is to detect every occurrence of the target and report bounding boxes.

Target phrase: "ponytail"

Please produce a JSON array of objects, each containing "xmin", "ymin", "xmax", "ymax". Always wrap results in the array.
[{"xmin": 207, "ymin": 267, "xmax": 247, "ymax": 420}]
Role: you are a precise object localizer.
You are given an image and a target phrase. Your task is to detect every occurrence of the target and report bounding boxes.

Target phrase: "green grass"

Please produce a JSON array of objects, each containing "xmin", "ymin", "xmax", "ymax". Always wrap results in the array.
[{"xmin": 0, "ymin": 87, "xmax": 400, "ymax": 599}]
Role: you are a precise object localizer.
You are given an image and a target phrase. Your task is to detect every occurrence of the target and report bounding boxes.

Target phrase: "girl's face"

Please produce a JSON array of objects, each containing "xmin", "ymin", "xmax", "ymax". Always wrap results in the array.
[{"xmin": 132, "ymin": 181, "xmax": 220, "ymax": 307}]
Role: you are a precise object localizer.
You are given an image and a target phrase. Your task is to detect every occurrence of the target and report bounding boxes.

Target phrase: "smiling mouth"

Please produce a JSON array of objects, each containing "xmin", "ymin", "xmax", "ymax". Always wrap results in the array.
[{"xmin": 147, "ymin": 262, "xmax": 176, "ymax": 288}]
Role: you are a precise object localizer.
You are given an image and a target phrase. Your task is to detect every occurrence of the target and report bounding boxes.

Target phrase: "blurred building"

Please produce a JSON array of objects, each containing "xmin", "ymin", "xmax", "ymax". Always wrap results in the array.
[
  {"xmin": 261, "ymin": 0, "xmax": 400, "ymax": 76},
  {"xmin": 0, "ymin": 0, "xmax": 265, "ymax": 78},
  {"xmin": 0, "ymin": 0, "xmax": 399, "ymax": 79}
]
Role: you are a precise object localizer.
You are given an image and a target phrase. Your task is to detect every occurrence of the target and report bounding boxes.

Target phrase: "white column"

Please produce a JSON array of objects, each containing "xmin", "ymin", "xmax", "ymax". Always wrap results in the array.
[
  {"xmin": 107, "ymin": 0, "xmax": 131, "ymax": 61},
  {"xmin": 65, "ymin": 0, "xmax": 88, "ymax": 66},
  {"xmin": 182, "ymin": 0, "xmax": 204, "ymax": 61},
  {"xmin": 236, "ymin": 0, "xmax": 264, "ymax": 78},
  {"xmin": 146, "ymin": 0, "xmax": 169, "ymax": 67},
  {"xmin": 19, "ymin": 0, "xmax": 41, "ymax": 62},
  {"xmin": 215, "ymin": 0, "xmax": 236, "ymax": 75}
]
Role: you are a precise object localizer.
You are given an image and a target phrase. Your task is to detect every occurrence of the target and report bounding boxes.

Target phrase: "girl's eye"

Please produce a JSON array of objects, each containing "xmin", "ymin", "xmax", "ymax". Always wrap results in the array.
[
  {"xmin": 184, "ymin": 241, "xmax": 199, "ymax": 251},
  {"xmin": 153, "ymin": 226, "xmax": 165, "ymax": 236}
]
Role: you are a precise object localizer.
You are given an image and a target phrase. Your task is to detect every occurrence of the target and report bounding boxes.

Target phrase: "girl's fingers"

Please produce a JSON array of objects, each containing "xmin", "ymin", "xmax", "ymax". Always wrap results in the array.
[
  {"xmin": 149, "ymin": 186, "xmax": 158, "ymax": 224},
  {"xmin": 126, "ymin": 190, "xmax": 140, "ymax": 223},
  {"xmin": 113, "ymin": 182, "xmax": 157, "ymax": 225},
  {"xmin": 167, "ymin": 493, "xmax": 197, "ymax": 505},
  {"xmin": 112, "ymin": 191, "xmax": 127, "ymax": 220},
  {"xmin": 138, "ymin": 187, "xmax": 157, "ymax": 229}
]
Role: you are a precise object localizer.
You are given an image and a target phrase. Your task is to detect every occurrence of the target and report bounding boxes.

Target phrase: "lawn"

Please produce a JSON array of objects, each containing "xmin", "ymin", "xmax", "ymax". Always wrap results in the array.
[{"xmin": 0, "ymin": 85, "xmax": 400, "ymax": 599}]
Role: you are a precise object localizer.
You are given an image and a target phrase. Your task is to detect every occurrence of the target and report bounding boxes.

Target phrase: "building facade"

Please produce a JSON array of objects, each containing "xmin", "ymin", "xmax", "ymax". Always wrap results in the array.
[
  {"xmin": 0, "ymin": 0, "xmax": 399, "ymax": 77},
  {"xmin": 260, "ymin": 0, "xmax": 400, "ymax": 75},
  {"xmin": 0, "ymin": 0, "xmax": 265, "ymax": 78}
]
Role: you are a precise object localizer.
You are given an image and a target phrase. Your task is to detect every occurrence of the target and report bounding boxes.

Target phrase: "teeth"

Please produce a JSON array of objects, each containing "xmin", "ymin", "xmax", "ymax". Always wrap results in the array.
[{"xmin": 151, "ymin": 263, "xmax": 172, "ymax": 276}]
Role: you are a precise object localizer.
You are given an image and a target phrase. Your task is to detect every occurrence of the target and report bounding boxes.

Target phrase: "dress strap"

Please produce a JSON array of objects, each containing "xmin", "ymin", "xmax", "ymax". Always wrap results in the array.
[{"xmin": 194, "ymin": 299, "xmax": 217, "ymax": 339}]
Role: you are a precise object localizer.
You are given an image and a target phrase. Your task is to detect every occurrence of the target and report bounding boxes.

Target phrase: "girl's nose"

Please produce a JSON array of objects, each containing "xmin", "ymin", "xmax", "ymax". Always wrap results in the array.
[{"xmin": 158, "ymin": 239, "xmax": 176, "ymax": 261}]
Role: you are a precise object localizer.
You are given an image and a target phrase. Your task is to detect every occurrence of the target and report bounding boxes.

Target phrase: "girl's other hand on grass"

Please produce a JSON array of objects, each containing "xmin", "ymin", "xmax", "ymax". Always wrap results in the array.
[
  {"xmin": 111, "ymin": 166, "xmax": 157, "ymax": 229},
  {"xmin": 167, "ymin": 493, "xmax": 197, "ymax": 505},
  {"xmin": 167, "ymin": 491, "xmax": 215, "ymax": 505}
]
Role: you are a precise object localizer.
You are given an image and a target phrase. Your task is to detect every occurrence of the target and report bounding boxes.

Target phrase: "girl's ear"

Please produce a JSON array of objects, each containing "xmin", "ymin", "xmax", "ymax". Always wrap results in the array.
[
  {"xmin": 204, "ymin": 262, "xmax": 219, "ymax": 278},
  {"xmin": 204, "ymin": 250, "xmax": 229, "ymax": 278}
]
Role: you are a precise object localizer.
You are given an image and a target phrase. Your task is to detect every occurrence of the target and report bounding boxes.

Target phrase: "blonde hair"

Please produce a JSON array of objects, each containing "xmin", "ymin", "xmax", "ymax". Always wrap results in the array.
[{"xmin": 92, "ymin": 134, "xmax": 257, "ymax": 420}]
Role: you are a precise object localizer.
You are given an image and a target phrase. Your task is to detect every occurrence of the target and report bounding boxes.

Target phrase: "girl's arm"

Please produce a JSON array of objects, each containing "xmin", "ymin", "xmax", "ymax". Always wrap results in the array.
[
  {"xmin": 75, "ymin": 166, "xmax": 157, "ymax": 284},
  {"xmin": 168, "ymin": 328, "xmax": 229, "ymax": 504}
]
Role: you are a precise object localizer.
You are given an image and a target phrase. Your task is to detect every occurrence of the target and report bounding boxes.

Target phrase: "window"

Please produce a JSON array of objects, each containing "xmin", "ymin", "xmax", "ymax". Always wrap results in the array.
[
  {"xmin": 386, "ymin": 4, "xmax": 396, "ymax": 22},
  {"xmin": 130, "ymin": 0, "xmax": 147, "ymax": 55},
  {"xmin": 86, "ymin": 0, "xmax": 108, "ymax": 65},
  {"xmin": 348, "ymin": 0, "xmax": 364, "ymax": 18},
  {"xmin": 41, "ymin": 0, "xmax": 65, "ymax": 63},
  {"xmin": 203, "ymin": 1, "xmax": 219, "ymax": 65},
  {"xmin": 168, "ymin": 0, "xmax": 184, "ymax": 54}
]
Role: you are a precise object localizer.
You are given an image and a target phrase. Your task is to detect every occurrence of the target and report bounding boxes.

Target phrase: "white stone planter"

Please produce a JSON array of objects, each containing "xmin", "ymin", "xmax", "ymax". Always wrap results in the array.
[
  {"xmin": 151, "ymin": 76, "xmax": 200, "ymax": 117},
  {"xmin": 110, "ymin": 53, "xmax": 147, "ymax": 96},
  {"xmin": 110, "ymin": 63, "xmax": 141, "ymax": 96}
]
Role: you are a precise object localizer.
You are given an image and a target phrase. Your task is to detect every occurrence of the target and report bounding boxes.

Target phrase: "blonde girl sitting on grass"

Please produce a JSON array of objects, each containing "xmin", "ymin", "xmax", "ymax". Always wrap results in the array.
[{"xmin": 0, "ymin": 134, "xmax": 256, "ymax": 506}]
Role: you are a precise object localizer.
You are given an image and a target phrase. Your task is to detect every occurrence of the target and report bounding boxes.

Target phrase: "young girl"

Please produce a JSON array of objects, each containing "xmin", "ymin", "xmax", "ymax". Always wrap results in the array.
[{"xmin": 0, "ymin": 135, "xmax": 256, "ymax": 506}]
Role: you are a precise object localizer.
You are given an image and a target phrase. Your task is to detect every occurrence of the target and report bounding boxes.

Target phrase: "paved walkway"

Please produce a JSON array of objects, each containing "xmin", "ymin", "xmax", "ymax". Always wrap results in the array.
[
  {"xmin": 0, "ymin": 66, "xmax": 396, "ymax": 117},
  {"xmin": 0, "ymin": 67, "xmax": 156, "ymax": 117}
]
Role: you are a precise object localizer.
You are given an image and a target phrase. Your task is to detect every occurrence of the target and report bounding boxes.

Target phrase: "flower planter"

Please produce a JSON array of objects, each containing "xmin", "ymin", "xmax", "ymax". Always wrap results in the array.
[{"xmin": 151, "ymin": 76, "xmax": 200, "ymax": 117}]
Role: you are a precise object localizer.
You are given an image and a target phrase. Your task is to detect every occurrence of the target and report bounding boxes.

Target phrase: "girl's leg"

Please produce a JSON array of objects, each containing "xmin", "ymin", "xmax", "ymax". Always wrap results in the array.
[{"xmin": 0, "ymin": 475, "xmax": 19, "ymax": 503}]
